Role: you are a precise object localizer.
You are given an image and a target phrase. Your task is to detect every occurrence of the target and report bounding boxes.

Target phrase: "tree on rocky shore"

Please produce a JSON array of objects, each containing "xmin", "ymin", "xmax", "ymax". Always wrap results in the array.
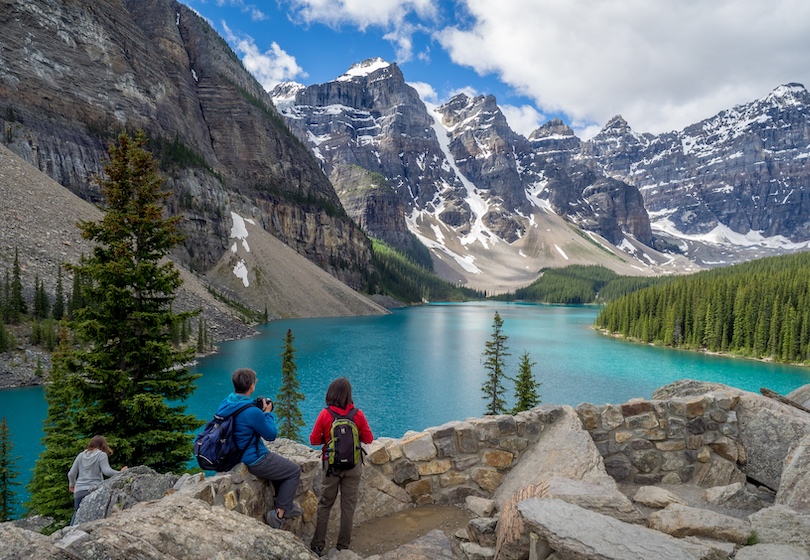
[
  {"xmin": 511, "ymin": 351, "xmax": 541, "ymax": 413},
  {"xmin": 0, "ymin": 416, "xmax": 21, "ymax": 521},
  {"xmin": 26, "ymin": 325, "xmax": 83, "ymax": 524},
  {"xmin": 482, "ymin": 311, "xmax": 511, "ymax": 415},
  {"xmin": 28, "ymin": 132, "xmax": 202, "ymax": 524},
  {"xmin": 275, "ymin": 329, "xmax": 305, "ymax": 441},
  {"xmin": 67, "ymin": 131, "xmax": 202, "ymax": 469}
]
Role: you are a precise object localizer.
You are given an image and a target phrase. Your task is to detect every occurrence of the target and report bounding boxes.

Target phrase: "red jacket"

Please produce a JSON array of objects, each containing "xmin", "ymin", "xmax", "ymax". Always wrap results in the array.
[{"xmin": 310, "ymin": 404, "xmax": 373, "ymax": 458}]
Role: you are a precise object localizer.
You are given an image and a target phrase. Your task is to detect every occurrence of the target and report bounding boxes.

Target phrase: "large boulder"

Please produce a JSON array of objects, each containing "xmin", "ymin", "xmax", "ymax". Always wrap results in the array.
[
  {"xmin": 509, "ymin": 498, "xmax": 717, "ymax": 560},
  {"xmin": 0, "ymin": 524, "xmax": 74, "ymax": 560},
  {"xmin": 749, "ymin": 504, "xmax": 810, "ymax": 551},
  {"xmin": 54, "ymin": 493, "xmax": 314, "ymax": 559},
  {"xmin": 355, "ymin": 464, "xmax": 413, "ymax": 524},
  {"xmin": 653, "ymin": 380, "xmax": 810, "ymax": 490},
  {"xmin": 73, "ymin": 465, "xmax": 179, "ymax": 525},
  {"xmin": 786, "ymin": 384, "xmax": 810, "ymax": 409},
  {"xmin": 775, "ymin": 433, "xmax": 810, "ymax": 512},
  {"xmin": 647, "ymin": 503, "xmax": 752, "ymax": 544},
  {"xmin": 734, "ymin": 544, "xmax": 810, "ymax": 560},
  {"xmin": 371, "ymin": 529, "xmax": 456, "ymax": 560},
  {"xmin": 492, "ymin": 405, "xmax": 612, "ymax": 506}
]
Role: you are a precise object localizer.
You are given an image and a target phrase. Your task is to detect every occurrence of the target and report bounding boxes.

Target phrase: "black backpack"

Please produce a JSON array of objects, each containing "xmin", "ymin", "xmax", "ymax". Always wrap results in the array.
[
  {"xmin": 194, "ymin": 403, "xmax": 256, "ymax": 471},
  {"xmin": 326, "ymin": 408, "xmax": 363, "ymax": 470}
]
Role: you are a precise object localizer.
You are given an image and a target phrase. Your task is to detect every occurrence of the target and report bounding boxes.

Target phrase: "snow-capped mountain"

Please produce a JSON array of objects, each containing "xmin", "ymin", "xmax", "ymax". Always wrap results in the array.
[
  {"xmin": 272, "ymin": 59, "xmax": 673, "ymax": 290},
  {"xmin": 583, "ymin": 83, "xmax": 810, "ymax": 264}
]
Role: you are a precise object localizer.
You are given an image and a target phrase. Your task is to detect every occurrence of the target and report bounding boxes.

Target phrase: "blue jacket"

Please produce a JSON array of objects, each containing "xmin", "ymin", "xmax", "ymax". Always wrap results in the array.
[{"xmin": 216, "ymin": 393, "xmax": 277, "ymax": 466}]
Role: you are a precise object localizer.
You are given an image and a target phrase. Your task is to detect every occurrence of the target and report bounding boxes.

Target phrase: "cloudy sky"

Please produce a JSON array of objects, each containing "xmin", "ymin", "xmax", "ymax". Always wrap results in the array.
[{"xmin": 185, "ymin": 0, "xmax": 810, "ymax": 138}]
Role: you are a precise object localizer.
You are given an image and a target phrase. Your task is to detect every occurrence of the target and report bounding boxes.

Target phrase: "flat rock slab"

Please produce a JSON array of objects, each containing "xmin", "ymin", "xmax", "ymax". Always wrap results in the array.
[
  {"xmin": 734, "ymin": 543, "xmax": 810, "ymax": 560},
  {"xmin": 648, "ymin": 503, "xmax": 751, "ymax": 544},
  {"xmin": 517, "ymin": 498, "xmax": 716, "ymax": 560},
  {"xmin": 493, "ymin": 406, "xmax": 612, "ymax": 506}
]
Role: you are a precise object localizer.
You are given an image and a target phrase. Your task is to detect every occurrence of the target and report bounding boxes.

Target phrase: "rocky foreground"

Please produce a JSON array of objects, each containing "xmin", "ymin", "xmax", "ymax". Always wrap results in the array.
[{"xmin": 3, "ymin": 379, "xmax": 810, "ymax": 560}]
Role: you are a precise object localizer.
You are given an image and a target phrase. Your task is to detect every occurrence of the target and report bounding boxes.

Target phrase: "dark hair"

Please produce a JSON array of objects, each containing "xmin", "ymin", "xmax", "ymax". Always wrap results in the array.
[
  {"xmin": 232, "ymin": 368, "xmax": 257, "ymax": 394},
  {"xmin": 325, "ymin": 377, "xmax": 353, "ymax": 409},
  {"xmin": 87, "ymin": 435, "xmax": 113, "ymax": 456}
]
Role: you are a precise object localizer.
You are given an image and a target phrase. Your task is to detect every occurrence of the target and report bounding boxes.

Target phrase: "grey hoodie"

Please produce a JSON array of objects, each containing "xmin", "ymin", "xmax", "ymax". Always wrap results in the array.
[{"xmin": 67, "ymin": 449, "xmax": 121, "ymax": 493}]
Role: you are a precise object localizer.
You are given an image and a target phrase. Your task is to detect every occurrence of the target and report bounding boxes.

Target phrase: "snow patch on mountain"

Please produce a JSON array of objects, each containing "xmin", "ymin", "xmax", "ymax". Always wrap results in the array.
[
  {"xmin": 229, "ymin": 212, "xmax": 255, "ymax": 287},
  {"xmin": 652, "ymin": 218, "xmax": 810, "ymax": 250},
  {"xmin": 337, "ymin": 58, "xmax": 390, "ymax": 82},
  {"xmin": 428, "ymin": 107, "xmax": 496, "ymax": 250}
]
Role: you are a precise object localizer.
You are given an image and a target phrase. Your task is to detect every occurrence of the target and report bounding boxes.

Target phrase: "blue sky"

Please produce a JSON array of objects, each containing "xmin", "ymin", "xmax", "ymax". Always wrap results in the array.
[{"xmin": 184, "ymin": 0, "xmax": 810, "ymax": 139}]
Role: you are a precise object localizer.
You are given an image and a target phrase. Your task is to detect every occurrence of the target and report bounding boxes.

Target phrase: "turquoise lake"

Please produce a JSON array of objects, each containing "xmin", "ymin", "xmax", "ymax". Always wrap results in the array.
[{"xmin": 4, "ymin": 301, "xmax": 810, "ymax": 516}]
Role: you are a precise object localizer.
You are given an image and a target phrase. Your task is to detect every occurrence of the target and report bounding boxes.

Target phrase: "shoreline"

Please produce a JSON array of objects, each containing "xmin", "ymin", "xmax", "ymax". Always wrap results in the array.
[{"xmin": 593, "ymin": 326, "xmax": 809, "ymax": 369}]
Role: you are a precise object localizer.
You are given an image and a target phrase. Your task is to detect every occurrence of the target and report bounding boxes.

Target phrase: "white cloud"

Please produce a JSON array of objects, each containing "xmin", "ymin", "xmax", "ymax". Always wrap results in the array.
[
  {"xmin": 222, "ymin": 23, "xmax": 308, "ymax": 91},
  {"xmin": 448, "ymin": 85, "xmax": 478, "ymax": 100},
  {"xmin": 437, "ymin": 0, "xmax": 810, "ymax": 134},
  {"xmin": 285, "ymin": 0, "xmax": 436, "ymax": 61},
  {"xmin": 500, "ymin": 104, "xmax": 545, "ymax": 137},
  {"xmin": 408, "ymin": 81, "xmax": 438, "ymax": 105},
  {"xmin": 285, "ymin": 0, "xmax": 436, "ymax": 29}
]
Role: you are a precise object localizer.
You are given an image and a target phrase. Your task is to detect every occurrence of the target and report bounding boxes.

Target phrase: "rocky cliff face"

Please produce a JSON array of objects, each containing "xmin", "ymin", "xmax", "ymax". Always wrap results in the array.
[
  {"xmin": 0, "ymin": 0, "xmax": 371, "ymax": 290},
  {"xmin": 273, "ymin": 60, "xmax": 659, "ymax": 289},
  {"xmin": 583, "ymin": 84, "xmax": 810, "ymax": 254}
]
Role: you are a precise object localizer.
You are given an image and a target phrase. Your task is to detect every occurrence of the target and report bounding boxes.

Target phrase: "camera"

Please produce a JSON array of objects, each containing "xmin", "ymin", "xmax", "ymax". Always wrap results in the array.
[{"xmin": 255, "ymin": 397, "xmax": 272, "ymax": 409}]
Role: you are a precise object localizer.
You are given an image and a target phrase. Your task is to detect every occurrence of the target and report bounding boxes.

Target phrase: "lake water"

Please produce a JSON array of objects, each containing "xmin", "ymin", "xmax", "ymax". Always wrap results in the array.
[{"xmin": 4, "ymin": 301, "xmax": 810, "ymax": 517}]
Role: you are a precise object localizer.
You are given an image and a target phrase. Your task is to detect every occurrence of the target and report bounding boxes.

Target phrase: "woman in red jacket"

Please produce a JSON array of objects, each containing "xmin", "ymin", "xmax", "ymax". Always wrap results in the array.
[{"xmin": 309, "ymin": 377, "xmax": 373, "ymax": 556}]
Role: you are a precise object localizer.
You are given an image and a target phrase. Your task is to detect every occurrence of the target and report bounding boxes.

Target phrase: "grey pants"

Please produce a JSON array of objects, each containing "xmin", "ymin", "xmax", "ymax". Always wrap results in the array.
[
  {"xmin": 247, "ymin": 451, "xmax": 302, "ymax": 512},
  {"xmin": 311, "ymin": 463, "xmax": 362, "ymax": 551}
]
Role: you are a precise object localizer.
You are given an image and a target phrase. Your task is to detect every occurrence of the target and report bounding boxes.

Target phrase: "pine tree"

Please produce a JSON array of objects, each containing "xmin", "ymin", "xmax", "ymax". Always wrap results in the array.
[
  {"xmin": 62, "ymin": 131, "xmax": 202, "ymax": 471},
  {"xmin": 0, "ymin": 416, "xmax": 21, "ymax": 521},
  {"xmin": 33, "ymin": 275, "xmax": 50, "ymax": 319},
  {"xmin": 0, "ymin": 270, "xmax": 8, "ymax": 323},
  {"xmin": 196, "ymin": 316, "xmax": 206, "ymax": 353},
  {"xmin": 512, "ymin": 351, "xmax": 541, "ymax": 414},
  {"xmin": 275, "ymin": 329, "xmax": 305, "ymax": 441},
  {"xmin": 52, "ymin": 266, "xmax": 65, "ymax": 319},
  {"xmin": 481, "ymin": 311, "xmax": 510, "ymax": 415},
  {"xmin": 27, "ymin": 324, "xmax": 85, "ymax": 525},
  {"xmin": 9, "ymin": 247, "xmax": 26, "ymax": 323}
]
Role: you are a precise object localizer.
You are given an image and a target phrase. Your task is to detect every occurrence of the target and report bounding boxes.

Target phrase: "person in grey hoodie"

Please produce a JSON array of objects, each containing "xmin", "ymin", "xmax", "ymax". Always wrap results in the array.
[{"xmin": 67, "ymin": 435, "xmax": 127, "ymax": 524}]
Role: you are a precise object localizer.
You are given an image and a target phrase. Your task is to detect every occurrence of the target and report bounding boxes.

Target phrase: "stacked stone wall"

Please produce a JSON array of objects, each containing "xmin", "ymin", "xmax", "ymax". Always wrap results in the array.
[
  {"xmin": 361, "ymin": 405, "xmax": 566, "ymax": 506},
  {"xmin": 575, "ymin": 392, "xmax": 747, "ymax": 486}
]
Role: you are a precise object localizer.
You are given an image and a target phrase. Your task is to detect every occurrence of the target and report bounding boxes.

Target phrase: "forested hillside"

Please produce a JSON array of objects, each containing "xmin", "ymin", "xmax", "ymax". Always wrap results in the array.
[
  {"xmin": 369, "ymin": 241, "xmax": 483, "ymax": 303},
  {"xmin": 596, "ymin": 252, "xmax": 810, "ymax": 363},
  {"xmin": 496, "ymin": 265, "xmax": 670, "ymax": 304}
]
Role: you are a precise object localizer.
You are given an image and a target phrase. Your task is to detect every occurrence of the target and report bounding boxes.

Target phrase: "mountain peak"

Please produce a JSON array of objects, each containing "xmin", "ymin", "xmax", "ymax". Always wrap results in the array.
[
  {"xmin": 763, "ymin": 83, "xmax": 808, "ymax": 107},
  {"xmin": 529, "ymin": 118, "xmax": 576, "ymax": 140},
  {"xmin": 336, "ymin": 58, "xmax": 392, "ymax": 82}
]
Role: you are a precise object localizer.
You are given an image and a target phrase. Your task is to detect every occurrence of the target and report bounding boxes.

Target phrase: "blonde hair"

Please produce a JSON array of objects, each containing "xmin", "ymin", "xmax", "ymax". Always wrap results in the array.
[{"xmin": 87, "ymin": 435, "xmax": 114, "ymax": 456}]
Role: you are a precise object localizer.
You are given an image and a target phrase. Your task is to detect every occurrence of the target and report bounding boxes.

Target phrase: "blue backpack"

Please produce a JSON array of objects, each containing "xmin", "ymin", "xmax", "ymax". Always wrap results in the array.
[{"xmin": 194, "ymin": 403, "xmax": 256, "ymax": 471}]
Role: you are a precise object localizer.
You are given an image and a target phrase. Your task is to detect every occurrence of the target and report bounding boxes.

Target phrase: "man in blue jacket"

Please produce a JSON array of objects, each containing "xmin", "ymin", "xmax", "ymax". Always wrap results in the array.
[{"xmin": 217, "ymin": 367, "xmax": 302, "ymax": 528}]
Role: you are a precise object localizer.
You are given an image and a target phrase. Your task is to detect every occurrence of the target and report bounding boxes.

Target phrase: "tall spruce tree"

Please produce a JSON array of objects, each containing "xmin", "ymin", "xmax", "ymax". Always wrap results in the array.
[
  {"xmin": 9, "ymin": 248, "xmax": 26, "ymax": 323},
  {"xmin": 26, "ymin": 324, "xmax": 84, "ymax": 524},
  {"xmin": 62, "ymin": 131, "xmax": 201, "ymax": 471},
  {"xmin": 275, "ymin": 329, "xmax": 305, "ymax": 441},
  {"xmin": 481, "ymin": 311, "xmax": 510, "ymax": 415},
  {"xmin": 52, "ymin": 266, "xmax": 65, "ymax": 319},
  {"xmin": 511, "ymin": 351, "xmax": 541, "ymax": 414},
  {"xmin": 0, "ymin": 416, "xmax": 21, "ymax": 521}
]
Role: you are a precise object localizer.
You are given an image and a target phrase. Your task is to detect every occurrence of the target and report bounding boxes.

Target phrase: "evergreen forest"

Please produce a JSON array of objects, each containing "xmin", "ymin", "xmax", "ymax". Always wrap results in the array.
[
  {"xmin": 495, "ymin": 265, "xmax": 672, "ymax": 304},
  {"xmin": 368, "ymin": 239, "xmax": 484, "ymax": 303},
  {"xmin": 596, "ymin": 252, "xmax": 810, "ymax": 364}
]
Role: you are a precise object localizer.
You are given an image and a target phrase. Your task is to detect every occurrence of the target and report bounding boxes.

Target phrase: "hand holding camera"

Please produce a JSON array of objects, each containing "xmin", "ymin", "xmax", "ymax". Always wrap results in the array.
[{"xmin": 255, "ymin": 396, "xmax": 273, "ymax": 412}]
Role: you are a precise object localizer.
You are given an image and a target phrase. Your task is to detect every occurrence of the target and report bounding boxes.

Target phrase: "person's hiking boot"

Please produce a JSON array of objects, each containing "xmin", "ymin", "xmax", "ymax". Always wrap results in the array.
[
  {"xmin": 264, "ymin": 509, "xmax": 283, "ymax": 529},
  {"xmin": 284, "ymin": 503, "xmax": 303, "ymax": 519},
  {"xmin": 310, "ymin": 544, "xmax": 324, "ymax": 557}
]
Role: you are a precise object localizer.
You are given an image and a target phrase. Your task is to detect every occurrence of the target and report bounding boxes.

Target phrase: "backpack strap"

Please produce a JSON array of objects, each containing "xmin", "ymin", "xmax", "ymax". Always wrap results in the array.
[
  {"xmin": 231, "ymin": 402, "xmax": 260, "ymax": 459},
  {"xmin": 327, "ymin": 407, "xmax": 358, "ymax": 420}
]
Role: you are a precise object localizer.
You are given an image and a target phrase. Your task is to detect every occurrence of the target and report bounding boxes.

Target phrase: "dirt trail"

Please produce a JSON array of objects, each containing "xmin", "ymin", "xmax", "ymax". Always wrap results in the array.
[{"xmin": 326, "ymin": 505, "xmax": 472, "ymax": 557}]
